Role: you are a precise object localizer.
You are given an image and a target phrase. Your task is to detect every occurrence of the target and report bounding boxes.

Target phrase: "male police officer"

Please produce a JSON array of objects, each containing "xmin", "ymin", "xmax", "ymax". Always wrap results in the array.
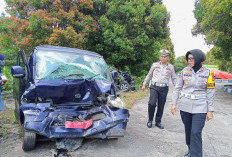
[{"xmin": 142, "ymin": 49, "xmax": 176, "ymax": 129}]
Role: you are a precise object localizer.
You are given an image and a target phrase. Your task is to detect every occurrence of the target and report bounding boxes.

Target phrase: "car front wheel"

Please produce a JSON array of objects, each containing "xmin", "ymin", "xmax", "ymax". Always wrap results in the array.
[{"xmin": 22, "ymin": 128, "xmax": 36, "ymax": 151}]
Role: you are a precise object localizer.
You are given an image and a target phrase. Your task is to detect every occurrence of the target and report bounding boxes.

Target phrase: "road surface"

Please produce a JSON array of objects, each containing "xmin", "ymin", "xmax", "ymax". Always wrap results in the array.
[{"xmin": 0, "ymin": 83, "xmax": 231, "ymax": 157}]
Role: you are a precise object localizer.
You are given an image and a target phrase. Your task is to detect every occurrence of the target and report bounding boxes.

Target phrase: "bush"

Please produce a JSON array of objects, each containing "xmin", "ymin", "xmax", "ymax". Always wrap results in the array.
[{"xmin": 133, "ymin": 75, "xmax": 146, "ymax": 88}]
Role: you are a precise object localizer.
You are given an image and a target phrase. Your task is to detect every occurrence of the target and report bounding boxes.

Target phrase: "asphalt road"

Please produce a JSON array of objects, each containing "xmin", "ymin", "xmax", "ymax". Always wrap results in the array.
[{"xmin": 0, "ymin": 83, "xmax": 231, "ymax": 157}]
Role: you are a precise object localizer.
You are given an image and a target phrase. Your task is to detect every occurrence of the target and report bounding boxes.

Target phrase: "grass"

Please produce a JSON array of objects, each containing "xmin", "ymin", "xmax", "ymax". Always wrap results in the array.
[
  {"xmin": 120, "ymin": 88, "xmax": 149, "ymax": 109},
  {"xmin": 0, "ymin": 106, "xmax": 17, "ymax": 135},
  {"xmin": 2, "ymin": 89, "xmax": 13, "ymax": 95}
]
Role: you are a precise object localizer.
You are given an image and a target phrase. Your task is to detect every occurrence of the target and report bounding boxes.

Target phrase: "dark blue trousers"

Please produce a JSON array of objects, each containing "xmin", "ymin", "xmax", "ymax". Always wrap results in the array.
[
  {"xmin": 180, "ymin": 111, "xmax": 206, "ymax": 157},
  {"xmin": 148, "ymin": 85, "xmax": 168, "ymax": 123}
]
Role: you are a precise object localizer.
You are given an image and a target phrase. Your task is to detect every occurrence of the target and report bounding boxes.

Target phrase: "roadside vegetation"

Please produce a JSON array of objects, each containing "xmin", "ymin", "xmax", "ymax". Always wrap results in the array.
[
  {"xmin": 121, "ymin": 89, "xmax": 149, "ymax": 109},
  {"xmin": 193, "ymin": 0, "xmax": 232, "ymax": 73},
  {"xmin": 0, "ymin": 95, "xmax": 18, "ymax": 136}
]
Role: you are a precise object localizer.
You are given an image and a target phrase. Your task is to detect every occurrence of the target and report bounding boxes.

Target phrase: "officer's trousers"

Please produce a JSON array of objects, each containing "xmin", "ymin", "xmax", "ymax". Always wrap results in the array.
[
  {"xmin": 180, "ymin": 111, "xmax": 206, "ymax": 157},
  {"xmin": 148, "ymin": 85, "xmax": 168, "ymax": 123},
  {"xmin": 0, "ymin": 92, "xmax": 4, "ymax": 111}
]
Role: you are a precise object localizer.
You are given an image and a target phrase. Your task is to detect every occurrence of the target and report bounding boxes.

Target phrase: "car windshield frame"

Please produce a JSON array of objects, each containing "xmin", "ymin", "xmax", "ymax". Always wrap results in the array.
[{"xmin": 34, "ymin": 50, "xmax": 111, "ymax": 82}]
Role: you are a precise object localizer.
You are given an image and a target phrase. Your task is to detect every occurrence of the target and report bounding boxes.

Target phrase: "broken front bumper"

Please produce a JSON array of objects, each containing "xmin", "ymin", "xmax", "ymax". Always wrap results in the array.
[{"xmin": 20, "ymin": 103, "xmax": 129, "ymax": 139}]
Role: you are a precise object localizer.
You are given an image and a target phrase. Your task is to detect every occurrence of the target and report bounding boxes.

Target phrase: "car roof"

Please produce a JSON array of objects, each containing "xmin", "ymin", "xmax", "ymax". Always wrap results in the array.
[{"xmin": 35, "ymin": 45, "xmax": 103, "ymax": 58}]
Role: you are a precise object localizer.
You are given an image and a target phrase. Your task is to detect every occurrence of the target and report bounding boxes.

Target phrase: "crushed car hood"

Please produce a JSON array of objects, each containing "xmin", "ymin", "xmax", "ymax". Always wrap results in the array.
[{"xmin": 22, "ymin": 79, "xmax": 113, "ymax": 105}]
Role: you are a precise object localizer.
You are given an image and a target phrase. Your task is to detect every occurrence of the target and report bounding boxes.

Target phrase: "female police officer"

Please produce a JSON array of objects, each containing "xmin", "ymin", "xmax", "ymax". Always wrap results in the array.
[{"xmin": 171, "ymin": 49, "xmax": 215, "ymax": 157}]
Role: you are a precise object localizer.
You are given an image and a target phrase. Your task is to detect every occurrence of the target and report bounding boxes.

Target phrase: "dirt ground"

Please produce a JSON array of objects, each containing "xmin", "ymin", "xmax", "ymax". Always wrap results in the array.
[{"xmin": 0, "ymin": 83, "xmax": 232, "ymax": 157}]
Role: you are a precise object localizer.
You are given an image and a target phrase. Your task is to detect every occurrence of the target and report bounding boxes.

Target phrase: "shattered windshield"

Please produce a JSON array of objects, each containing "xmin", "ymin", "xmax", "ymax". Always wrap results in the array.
[{"xmin": 35, "ymin": 50, "xmax": 111, "ymax": 82}]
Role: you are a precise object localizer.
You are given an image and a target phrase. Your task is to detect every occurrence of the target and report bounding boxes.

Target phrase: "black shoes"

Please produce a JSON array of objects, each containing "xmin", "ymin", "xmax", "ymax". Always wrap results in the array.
[
  {"xmin": 155, "ymin": 122, "xmax": 164, "ymax": 129},
  {"xmin": 184, "ymin": 152, "xmax": 190, "ymax": 157},
  {"xmin": 147, "ymin": 121, "xmax": 164, "ymax": 129},
  {"xmin": 147, "ymin": 120, "xmax": 152, "ymax": 128}
]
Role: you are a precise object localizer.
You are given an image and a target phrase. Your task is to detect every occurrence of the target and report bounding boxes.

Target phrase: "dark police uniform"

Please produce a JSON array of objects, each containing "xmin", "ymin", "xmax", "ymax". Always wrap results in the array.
[{"xmin": 143, "ymin": 49, "xmax": 176, "ymax": 128}]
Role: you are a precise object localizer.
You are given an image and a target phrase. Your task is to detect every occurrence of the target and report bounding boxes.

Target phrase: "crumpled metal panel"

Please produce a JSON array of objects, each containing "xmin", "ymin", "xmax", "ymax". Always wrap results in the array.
[
  {"xmin": 21, "ymin": 79, "xmax": 112, "ymax": 105},
  {"xmin": 21, "ymin": 104, "xmax": 129, "ymax": 138}
]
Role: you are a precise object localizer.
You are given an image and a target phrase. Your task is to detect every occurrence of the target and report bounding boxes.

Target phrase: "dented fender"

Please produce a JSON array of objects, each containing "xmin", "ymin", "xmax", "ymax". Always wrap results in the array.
[{"xmin": 20, "ymin": 103, "xmax": 129, "ymax": 139}]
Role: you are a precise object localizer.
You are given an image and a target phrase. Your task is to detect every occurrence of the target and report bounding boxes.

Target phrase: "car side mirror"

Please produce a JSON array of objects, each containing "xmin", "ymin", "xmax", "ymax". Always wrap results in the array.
[
  {"xmin": 111, "ymin": 70, "xmax": 118, "ymax": 80},
  {"xmin": 11, "ymin": 66, "xmax": 25, "ymax": 78}
]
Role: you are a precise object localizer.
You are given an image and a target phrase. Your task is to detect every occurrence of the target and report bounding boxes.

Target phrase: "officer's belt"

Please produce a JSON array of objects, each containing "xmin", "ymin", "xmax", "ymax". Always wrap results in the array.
[
  {"xmin": 151, "ymin": 82, "xmax": 168, "ymax": 87},
  {"xmin": 181, "ymin": 92, "xmax": 206, "ymax": 100}
]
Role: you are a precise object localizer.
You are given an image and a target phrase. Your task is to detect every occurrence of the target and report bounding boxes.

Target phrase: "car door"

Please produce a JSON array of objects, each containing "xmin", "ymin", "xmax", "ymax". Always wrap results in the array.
[{"xmin": 13, "ymin": 49, "xmax": 31, "ymax": 122}]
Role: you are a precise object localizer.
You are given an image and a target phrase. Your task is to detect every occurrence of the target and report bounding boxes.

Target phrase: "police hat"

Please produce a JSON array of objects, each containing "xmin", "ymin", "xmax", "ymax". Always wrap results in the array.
[
  {"xmin": 159, "ymin": 49, "xmax": 170, "ymax": 57},
  {"xmin": 0, "ymin": 53, "xmax": 5, "ymax": 61}
]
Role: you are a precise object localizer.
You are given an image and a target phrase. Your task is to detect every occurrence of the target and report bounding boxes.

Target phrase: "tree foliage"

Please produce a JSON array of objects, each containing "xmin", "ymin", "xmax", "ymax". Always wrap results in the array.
[
  {"xmin": 0, "ymin": 0, "xmax": 174, "ymax": 77},
  {"xmin": 96, "ymin": 0, "xmax": 173, "ymax": 75},
  {"xmin": 0, "ymin": 0, "xmax": 98, "ymax": 55},
  {"xmin": 174, "ymin": 56, "xmax": 187, "ymax": 73},
  {"xmin": 193, "ymin": 0, "xmax": 232, "ymax": 71}
]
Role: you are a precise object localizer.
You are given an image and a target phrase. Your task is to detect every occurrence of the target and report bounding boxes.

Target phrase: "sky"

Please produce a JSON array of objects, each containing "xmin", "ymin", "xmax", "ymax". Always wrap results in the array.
[
  {"xmin": 0, "ymin": 0, "xmax": 212, "ymax": 58},
  {"xmin": 163, "ymin": 0, "xmax": 213, "ymax": 57},
  {"xmin": 0, "ymin": 0, "xmax": 6, "ymax": 15}
]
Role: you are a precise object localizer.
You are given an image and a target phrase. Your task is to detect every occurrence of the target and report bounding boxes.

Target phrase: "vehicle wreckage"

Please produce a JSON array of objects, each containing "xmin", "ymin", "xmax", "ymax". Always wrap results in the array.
[{"xmin": 11, "ymin": 45, "xmax": 129, "ymax": 151}]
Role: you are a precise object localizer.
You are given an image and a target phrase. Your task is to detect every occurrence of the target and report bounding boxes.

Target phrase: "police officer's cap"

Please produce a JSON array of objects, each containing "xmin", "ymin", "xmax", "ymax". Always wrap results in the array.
[{"xmin": 159, "ymin": 49, "xmax": 170, "ymax": 57}]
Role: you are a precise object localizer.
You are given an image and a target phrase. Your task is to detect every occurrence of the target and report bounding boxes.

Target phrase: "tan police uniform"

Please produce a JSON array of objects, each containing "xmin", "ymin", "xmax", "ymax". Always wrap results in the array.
[
  {"xmin": 143, "ymin": 49, "xmax": 176, "ymax": 128},
  {"xmin": 143, "ymin": 61, "xmax": 177, "ymax": 87}
]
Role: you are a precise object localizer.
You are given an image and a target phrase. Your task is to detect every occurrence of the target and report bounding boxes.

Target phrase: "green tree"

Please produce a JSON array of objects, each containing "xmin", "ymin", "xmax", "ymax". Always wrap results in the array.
[
  {"xmin": 96, "ymin": 0, "xmax": 173, "ymax": 76},
  {"xmin": 193, "ymin": 0, "xmax": 232, "ymax": 71},
  {"xmin": 174, "ymin": 56, "xmax": 187, "ymax": 73}
]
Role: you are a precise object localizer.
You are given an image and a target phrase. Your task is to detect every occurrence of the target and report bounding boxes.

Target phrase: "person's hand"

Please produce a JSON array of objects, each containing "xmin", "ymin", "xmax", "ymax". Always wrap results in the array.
[
  {"xmin": 142, "ymin": 85, "xmax": 146, "ymax": 92},
  {"xmin": 1, "ymin": 79, "xmax": 8, "ymax": 85},
  {"xmin": 1, "ymin": 76, "xmax": 8, "ymax": 85},
  {"xmin": 206, "ymin": 111, "xmax": 213, "ymax": 121},
  {"xmin": 171, "ymin": 105, "xmax": 177, "ymax": 115}
]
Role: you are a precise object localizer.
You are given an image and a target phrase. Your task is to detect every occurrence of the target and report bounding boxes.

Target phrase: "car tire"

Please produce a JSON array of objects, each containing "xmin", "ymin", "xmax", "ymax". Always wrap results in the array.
[
  {"xmin": 22, "ymin": 128, "xmax": 36, "ymax": 151},
  {"xmin": 120, "ymin": 82, "xmax": 130, "ymax": 92}
]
